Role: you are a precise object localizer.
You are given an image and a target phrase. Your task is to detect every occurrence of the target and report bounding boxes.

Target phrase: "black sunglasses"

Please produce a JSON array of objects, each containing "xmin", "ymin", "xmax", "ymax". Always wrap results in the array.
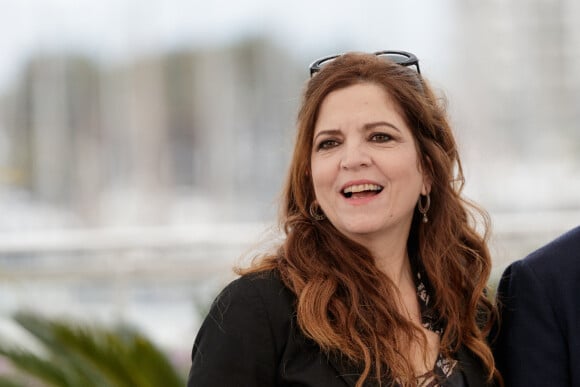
[{"xmin": 309, "ymin": 50, "xmax": 421, "ymax": 77}]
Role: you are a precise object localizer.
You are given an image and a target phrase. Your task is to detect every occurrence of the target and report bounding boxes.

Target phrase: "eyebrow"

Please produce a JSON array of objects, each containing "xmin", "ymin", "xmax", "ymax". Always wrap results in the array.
[
  {"xmin": 313, "ymin": 121, "xmax": 401, "ymax": 142},
  {"xmin": 363, "ymin": 121, "xmax": 401, "ymax": 132}
]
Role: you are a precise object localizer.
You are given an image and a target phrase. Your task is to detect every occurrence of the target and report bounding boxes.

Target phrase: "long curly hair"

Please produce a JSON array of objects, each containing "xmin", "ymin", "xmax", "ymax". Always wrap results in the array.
[{"xmin": 239, "ymin": 52, "xmax": 498, "ymax": 386}]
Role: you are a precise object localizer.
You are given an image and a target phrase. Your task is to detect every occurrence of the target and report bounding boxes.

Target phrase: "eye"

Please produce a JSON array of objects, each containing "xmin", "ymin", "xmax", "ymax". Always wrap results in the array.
[
  {"xmin": 369, "ymin": 133, "xmax": 392, "ymax": 143},
  {"xmin": 316, "ymin": 139, "xmax": 340, "ymax": 150}
]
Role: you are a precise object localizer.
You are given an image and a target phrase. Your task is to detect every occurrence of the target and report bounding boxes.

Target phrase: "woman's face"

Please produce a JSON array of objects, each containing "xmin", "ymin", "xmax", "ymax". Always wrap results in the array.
[{"xmin": 310, "ymin": 82, "xmax": 429, "ymax": 246}]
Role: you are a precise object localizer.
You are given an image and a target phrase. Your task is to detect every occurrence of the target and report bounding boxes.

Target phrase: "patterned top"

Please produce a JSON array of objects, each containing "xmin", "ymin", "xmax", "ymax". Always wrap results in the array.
[{"xmin": 414, "ymin": 271, "xmax": 467, "ymax": 387}]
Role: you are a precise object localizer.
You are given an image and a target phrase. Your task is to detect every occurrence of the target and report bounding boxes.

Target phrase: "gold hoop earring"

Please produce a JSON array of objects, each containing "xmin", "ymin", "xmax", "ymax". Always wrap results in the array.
[
  {"xmin": 309, "ymin": 202, "xmax": 326, "ymax": 221},
  {"xmin": 418, "ymin": 194, "xmax": 431, "ymax": 223}
]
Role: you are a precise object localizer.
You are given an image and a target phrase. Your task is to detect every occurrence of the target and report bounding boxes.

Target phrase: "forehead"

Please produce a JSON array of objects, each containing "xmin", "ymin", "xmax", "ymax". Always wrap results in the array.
[{"xmin": 314, "ymin": 82, "xmax": 407, "ymax": 131}]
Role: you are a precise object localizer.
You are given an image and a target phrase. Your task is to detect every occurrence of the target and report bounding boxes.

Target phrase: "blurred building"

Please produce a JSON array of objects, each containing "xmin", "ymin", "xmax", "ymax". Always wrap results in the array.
[{"xmin": 0, "ymin": 37, "xmax": 303, "ymax": 226}]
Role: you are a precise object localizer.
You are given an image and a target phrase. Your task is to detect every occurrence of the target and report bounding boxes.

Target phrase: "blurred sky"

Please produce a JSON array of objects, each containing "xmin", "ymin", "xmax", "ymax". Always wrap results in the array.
[
  {"xmin": 0, "ymin": 0, "xmax": 454, "ymax": 91},
  {"xmin": 0, "ymin": 0, "xmax": 578, "ymax": 216}
]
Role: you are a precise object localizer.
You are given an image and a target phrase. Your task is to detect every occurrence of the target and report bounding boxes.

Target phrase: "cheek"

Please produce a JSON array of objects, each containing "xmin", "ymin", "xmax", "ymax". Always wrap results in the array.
[
  {"xmin": 387, "ymin": 156, "xmax": 424, "ymax": 188},
  {"xmin": 310, "ymin": 159, "xmax": 333, "ymax": 195},
  {"xmin": 310, "ymin": 166, "xmax": 325, "ymax": 194}
]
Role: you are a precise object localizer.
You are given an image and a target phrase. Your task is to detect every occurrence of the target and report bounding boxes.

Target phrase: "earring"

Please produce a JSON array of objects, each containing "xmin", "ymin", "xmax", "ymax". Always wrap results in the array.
[
  {"xmin": 309, "ymin": 202, "xmax": 326, "ymax": 221},
  {"xmin": 417, "ymin": 194, "xmax": 431, "ymax": 223}
]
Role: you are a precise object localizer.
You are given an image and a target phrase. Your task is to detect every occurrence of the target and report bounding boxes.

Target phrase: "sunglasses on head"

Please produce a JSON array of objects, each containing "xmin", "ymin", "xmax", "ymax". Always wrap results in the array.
[{"xmin": 309, "ymin": 50, "xmax": 421, "ymax": 77}]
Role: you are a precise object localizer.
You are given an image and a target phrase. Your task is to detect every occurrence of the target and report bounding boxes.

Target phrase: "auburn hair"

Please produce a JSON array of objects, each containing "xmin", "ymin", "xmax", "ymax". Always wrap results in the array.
[{"xmin": 238, "ymin": 53, "xmax": 498, "ymax": 386}]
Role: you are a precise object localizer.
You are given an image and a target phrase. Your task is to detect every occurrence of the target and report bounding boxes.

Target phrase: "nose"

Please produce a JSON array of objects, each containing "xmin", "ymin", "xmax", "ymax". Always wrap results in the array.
[{"xmin": 340, "ymin": 142, "xmax": 371, "ymax": 170}]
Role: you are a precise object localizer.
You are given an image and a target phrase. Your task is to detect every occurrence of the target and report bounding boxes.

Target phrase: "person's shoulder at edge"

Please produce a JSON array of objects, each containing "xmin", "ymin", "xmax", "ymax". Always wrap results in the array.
[{"xmin": 509, "ymin": 225, "xmax": 580, "ymax": 277}]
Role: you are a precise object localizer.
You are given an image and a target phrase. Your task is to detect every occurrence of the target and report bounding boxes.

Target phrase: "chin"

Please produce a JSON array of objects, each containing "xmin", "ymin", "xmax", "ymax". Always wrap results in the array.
[{"xmin": 339, "ymin": 223, "xmax": 384, "ymax": 238}]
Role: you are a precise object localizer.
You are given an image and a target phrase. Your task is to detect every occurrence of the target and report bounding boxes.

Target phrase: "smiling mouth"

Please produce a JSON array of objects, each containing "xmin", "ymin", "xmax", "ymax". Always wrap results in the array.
[{"xmin": 342, "ymin": 183, "xmax": 384, "ymax": 199}]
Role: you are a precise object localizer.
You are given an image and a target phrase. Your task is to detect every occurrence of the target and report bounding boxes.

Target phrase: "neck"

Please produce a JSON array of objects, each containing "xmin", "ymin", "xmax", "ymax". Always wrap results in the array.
[
  {"xmin": 353, "ymin": 230, "xmax": 413, "ymax": 288},
  {"xmin": 343, "ymin": 214, "xmax": 416, "ymax": 287},
  {"xmin": 375, "ymin": 242, "xmax": 413, "ymax": 288}
]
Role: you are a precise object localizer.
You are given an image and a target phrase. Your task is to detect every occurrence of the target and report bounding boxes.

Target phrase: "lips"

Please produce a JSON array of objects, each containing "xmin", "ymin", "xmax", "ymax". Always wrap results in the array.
[{"xmin": 341, "ymin": 183, "xmax": 384, "ymax": 199}]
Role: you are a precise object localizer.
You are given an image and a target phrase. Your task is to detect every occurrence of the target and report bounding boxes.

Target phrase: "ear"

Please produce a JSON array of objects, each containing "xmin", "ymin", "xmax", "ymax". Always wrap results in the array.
[
  {"xmin": 421, "ymin": 177, "xmax": 432, "ymax": 196},
  {"xmin": 420, "ymin": 156, "xmax": 433, "ymax": 195}
]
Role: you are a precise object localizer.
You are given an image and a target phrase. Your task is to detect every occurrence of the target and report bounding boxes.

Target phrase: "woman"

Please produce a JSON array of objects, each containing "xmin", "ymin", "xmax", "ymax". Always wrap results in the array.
[{"xmin": 188, "ymin": 51, "xmax": 499, "ymax": 386}]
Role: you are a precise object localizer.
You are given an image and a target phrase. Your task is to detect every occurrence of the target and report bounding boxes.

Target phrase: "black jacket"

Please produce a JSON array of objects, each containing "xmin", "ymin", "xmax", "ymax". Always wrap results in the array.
[
  {"xmin": 493, "ymin": 226, "xmax": 580, "ymax": 386},
  {"xmin": 188, "ymin": 270, "xmax": 492, "ymax": 386}
]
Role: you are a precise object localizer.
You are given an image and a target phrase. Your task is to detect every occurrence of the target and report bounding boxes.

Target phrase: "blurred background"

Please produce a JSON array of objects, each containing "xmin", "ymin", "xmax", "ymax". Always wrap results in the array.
[{"xmin": 0, "ymin": 0, "xmax": 578, "ymax": 381}]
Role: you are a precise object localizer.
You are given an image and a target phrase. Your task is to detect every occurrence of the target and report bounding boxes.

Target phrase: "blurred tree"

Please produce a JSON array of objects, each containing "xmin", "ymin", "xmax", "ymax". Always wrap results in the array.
[{"xmin": 0, "ymin": 311, "xmax": 184, "ymax": 387}]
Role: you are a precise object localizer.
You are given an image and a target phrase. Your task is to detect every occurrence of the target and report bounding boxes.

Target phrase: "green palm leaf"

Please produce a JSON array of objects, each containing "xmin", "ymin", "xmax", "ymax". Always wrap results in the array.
[
  {"xmin": 11, "ymin": 312, "xmax": 110, "ymax": 386},
  {"xmin": 0, "ymin": 375, "xmax": 27, "ymax": 387},
  {"xmin": 0, "ymin": 345, "xmax": 73, "ymax": 386},
  {"xmin": 0, "ymin": 311, "xmax": 185, "ymax": 387}
]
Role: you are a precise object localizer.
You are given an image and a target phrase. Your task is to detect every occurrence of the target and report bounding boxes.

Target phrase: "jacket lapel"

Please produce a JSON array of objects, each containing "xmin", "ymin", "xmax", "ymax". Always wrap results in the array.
[
  {"xmin": 326, "ymin": 353, "xmax": 361, "ymax": 387},
  {"xmin": 326, "ymin": 352, "xmax": 395, "ymax": 387},
  {"xmin": 457, "ymin": 346, "xmax": 495, "ymax": 387}
]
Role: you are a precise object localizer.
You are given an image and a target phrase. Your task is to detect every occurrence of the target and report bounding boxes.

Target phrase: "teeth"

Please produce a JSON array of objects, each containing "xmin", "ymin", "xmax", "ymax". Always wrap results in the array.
[{"xmin": 343, "ymin": 184, "xmax": 383, "ymax": 194}]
